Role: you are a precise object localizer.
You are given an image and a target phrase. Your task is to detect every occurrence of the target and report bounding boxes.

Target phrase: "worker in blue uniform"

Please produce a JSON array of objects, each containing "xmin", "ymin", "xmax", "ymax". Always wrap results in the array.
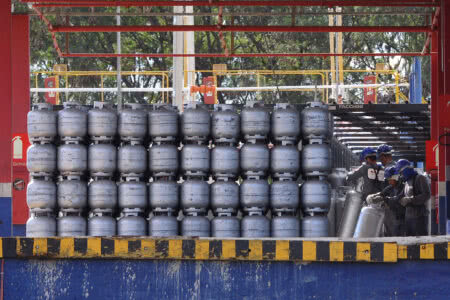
[
  {"xmin": 346, "ymin": 147, "xmax": 384, "ymax": 202},
  {"xmin": 396, "ymin": 159, "xmax": 430, "ymax": 236},
  {"xmin": 366, "ymin": 166, "xmax": 405, "ymax": 236}
]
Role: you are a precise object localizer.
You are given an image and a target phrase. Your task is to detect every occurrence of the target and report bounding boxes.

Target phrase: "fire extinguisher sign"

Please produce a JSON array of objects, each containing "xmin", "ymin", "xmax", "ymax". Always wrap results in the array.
[{"xmin": 12, "ymin": 134, "xmax": 30, "ymax": 167}]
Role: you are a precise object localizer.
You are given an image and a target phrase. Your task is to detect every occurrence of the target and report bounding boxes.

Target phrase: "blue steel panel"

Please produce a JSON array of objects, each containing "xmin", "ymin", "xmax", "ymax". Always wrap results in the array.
[
  {"xmin": 4, "ymin": 259, "xmax": 450, "ymax": 300},
  {"xmin": 12, "ymin": 224, "xmax": 25, "ymax": 236},
  {"xmin": 0, "ymin": 197, "xmax": 12, "ymax": 236}
]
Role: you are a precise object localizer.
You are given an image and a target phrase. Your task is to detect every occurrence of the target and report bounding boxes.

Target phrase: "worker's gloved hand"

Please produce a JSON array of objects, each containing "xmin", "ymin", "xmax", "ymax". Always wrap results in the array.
[
  {"xmin": 399, "ymin": 197, "xmax": 413, "ymax": 207},
  {"xmin": 366, "ymin": 193, "xmax": 383, "ymax": 205}
]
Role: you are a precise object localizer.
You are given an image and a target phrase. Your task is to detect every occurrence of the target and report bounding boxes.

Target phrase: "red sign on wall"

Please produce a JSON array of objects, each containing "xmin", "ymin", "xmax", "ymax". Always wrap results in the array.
[
  {"xmin": 44, "ymin": 77, "xmax": 57, "ymax": 104},
  {"xmin": 12, "ymin": 133, "xmax": 30, "ymax": 168},
  {"xmin": 202, "ymin": 76, "xmax": 216, "ymax": 104},
  {"xmin": 426, "ymin": 140, "xmax": 439, "ymax": 172},
  {"xmin": 363, "ymin": 75, "xmax": 377, "ymax": 104}
]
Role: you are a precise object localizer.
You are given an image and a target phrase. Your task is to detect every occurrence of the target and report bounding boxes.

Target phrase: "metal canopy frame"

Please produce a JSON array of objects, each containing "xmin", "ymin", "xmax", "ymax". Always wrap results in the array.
[
  {"xmin": 331, "ymin": 104, "xmax": 430, "ymax": 162},
  {"xmin": 22, "ymin": 0, "xmax": 439, "ymax": 58}
]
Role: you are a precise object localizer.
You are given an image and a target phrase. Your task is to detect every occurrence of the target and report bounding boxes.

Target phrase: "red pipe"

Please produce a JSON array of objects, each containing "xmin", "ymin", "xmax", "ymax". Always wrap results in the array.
[
  {"xmin": 421, "ymin": 7, "xmax": 440, "ymax": 54},
  {"xmin": 33, "ymin": 7, "xmax": 63, "ymax": 56},
  {"xmin": 60, "ymin": 52, "xmax": 431, "ymax": 58},
  {"xmin": 27, "ymin": 0, "xmax": 440, "ymax": 7},
  {"xmin": 52, "ymin": 25, "xmax": 433, "ymax": 33}
]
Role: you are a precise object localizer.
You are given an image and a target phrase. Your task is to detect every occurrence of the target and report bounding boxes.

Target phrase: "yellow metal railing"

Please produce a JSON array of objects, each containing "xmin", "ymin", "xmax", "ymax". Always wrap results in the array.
[
  {"xmin": 32, "ymin": 71, "xmax": 170, "ymax": 103},
  {"xmin": 32, "ymin": 69, "xmax": 406, "ymax": 104}
]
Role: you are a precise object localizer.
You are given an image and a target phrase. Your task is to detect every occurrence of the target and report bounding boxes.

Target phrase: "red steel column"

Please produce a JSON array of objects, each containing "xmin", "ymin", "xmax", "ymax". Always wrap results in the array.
[
  {"xmin": 0, "ymin": 0, "xmax": 13, "ymax": 236},
  {"xmin": 437, "ymin": 0, "xmax": 450, "ymax": 234},
  {"xmin": 430, "ymin": 26, "xmax": 439, "ymax": 234},
  {"xmin": 11, "ymin": 15, "xmax": 30, "ymax": 236}
]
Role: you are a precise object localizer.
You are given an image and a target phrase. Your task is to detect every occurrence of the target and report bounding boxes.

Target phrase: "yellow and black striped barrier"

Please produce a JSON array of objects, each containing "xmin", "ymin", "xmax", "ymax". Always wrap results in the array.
[{"xmin": 0, "ymin": 237, "xmax": 448, "ymax": 262}]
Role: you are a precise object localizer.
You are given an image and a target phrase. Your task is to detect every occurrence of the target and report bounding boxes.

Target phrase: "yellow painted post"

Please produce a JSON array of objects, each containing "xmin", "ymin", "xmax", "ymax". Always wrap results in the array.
[
  {"xmin": 395, "ymin": 73, "xmax": 400, "ymax": 104},
  {"xmin": 55, "ymin": 74, "xmax": 60, "ymax": 105}
]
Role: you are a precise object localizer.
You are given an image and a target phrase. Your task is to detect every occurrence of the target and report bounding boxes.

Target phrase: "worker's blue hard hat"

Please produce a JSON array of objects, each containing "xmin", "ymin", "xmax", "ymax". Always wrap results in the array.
[
  {"xmin": 360, "ymin": 147, "xmax": 377, "ymax": 161},
  {"xmin": 395, "ymin": 159, "xmax": 412, "ymax": 173},
  {"xmin": 377, "ymin": 144, "xmax": 393, "ymax": 156},
  {"xmin": 384, "ymin": 166, "xmax": 399, "ymax": 180}
]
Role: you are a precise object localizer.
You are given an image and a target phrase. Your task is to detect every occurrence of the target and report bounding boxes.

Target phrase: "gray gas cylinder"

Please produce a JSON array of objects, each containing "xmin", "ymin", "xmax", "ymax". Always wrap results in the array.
[
  {"xmin": 118, "ymin": 103, "xmax": 147, "ymax": 141},
  {"xmin": 181, "ymin": 215, "xmax": 210, "ymax": 237},
  {"xmin": 148, "ymin": 104, "xmax": 179, "ymax": 142},
  {"xmin": 117, "ymin": 142, "xmax": 147, "ymax": 176},
  {"xmin": 211, "ymin": 216, "xmax": 240, "ymax": 237},
  {"xmin": 27, "ymin": 103, "xmax": 57, "ymax": 142},
  {"xmin": 117, "ymin": 214, "xmax": 147, "ymax": 236},
  {"xmin": 149, "ymin": 143, "xmax": 179, "ymax": 177},
  {"xmin": 271, "ymin": 103, "xmax": 300, "ymax": 142},
  {"xmin": 302, "ymin": 143, "xmax": 332, "ymax": 176},
  {"xmin": 57, "ymin": 143, "xmax": 88, "ymax": 176},
  {"xmin": 26, "ymin": 214, "xmax": 57, "ymax": 237},
  {"xmin": 335, "ymin": 186, "xmax": 352, "ymax": 232},
  {"xmin": 240, "ymin": 179, "xmax": 269, "ymax": 212},
  {"xmin": 270, "ymin": 180, "xmax": 299, "ymax": 213},
  {"xmin": 240, "ymin": 143, "xmax": 269, "ymax": 177},
  {"xmin": 88, "ymin": 179, "xmax": 117, "ymax": 211},
  {"xmin": 57, "ymin": 214, "xmax": 87, "ymax": 236},
  {"xmin": 211, "ymin": 146, "xmax": 239, "ymax": 179},
  {"xmin": 149, "ymin": 180, "xmax": 179, "ymax": 212},
  {"xmin": 328, "ymin": 168, "xmax": 347, "ymax": 189},
  {"xmin": 301, "ymin": 180, "xmax": 331, "ymax": 213},
  {"xmin": 212, "ymin": 104, "xmax": 240, "ymax": 143},
  {"xmin": 328, "ymin": 190, "xmax": 336, "ymax": 237},
  {"xmin": 301, "ymin": 102, "xmax": 331, "ymax": 140},
  {"xmin": 27, "ymin": 179, "xmax": 57, "ymax": 211},
  {"xmin": 88, "ymin": 143, "xmax": 117, "ymax": 176},
  {"xmin": 181, "ymin": 179, "xmax": 210, "ymax": 213},
  {"xmin": 241, "ymin": 214, "xmax": 270, "ymax": 238},
  {"xmin": 337, "ymin": 190, "xmax": 363, "ymax": 238},
  {"xmin": 118, "ymin": 180, "xmax": 147, "ymax": 210},
  {"xmin": 302, "ymin": 215, "xmax": 329, "ymax": 237},
  {"xmin": 58, "ymin": 101, "xmax": 87, "ymax": 140},
  {"xmin": 27, "ymin": 143, "xmax": 57, "ymax": 175},
  {"xmin": 271, "ymin": 215, "xmax": 300, "ymax": 238},
  {"xmin": 149, "ymin": 215, "xmax": 179, "ymax": 237},
  {"xmin": 353, "ymin": 204, "xmax": 385, "ymax": 238},
  {"xmin": 88, "ymin": 101, "xmax": 117, "ymax": 140},
  {"xmin": 181, "ymin": 103, "xmax": 211, "ymax": 142},
  {"xmin": 57, "ymin": 179, "xmax": 87, "ymax": 210},
  {"xmin": 88, "ymin": 213, "xmax": 116, "ymax": 236},
  {"xmin": 181, "ymin": 144, "xmax": 210, "ymax": 177},
  {"xmin": 270, "ymin": 145, "xmax": 299, "ymax": 179},
  {"xmin": 211, "ymin": 180, "xmax": 239, "ymax": 214},
  {"xmin": 240, "ymin": 101, "xmax": 270, "ymax": 141}
]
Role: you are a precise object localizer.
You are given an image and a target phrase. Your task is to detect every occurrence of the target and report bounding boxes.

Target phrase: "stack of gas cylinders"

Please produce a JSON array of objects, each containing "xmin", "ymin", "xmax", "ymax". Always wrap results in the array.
[
  {"xmin": 26, "ymin": 101, "xmax": 338, "ymax": 238},
  {"xmin": 300, "ymin": 102, "xmax": 333, "ymax": 237}
]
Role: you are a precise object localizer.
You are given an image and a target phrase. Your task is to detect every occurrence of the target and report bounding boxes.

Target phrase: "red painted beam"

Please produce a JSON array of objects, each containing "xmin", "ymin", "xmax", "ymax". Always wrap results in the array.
[
  {"xmin": 0, "ymin": 0, "xmax": 12, "ymax": 184},
  {"xmin": 421, "ymin": 8, "xmax": 440, "ymax": 54},
  {"xmin": 51, "ymin": 25, "xmax": 433, "ymax": 33},
  {"xmin": 11, "ymin": 15, "xmax": 30, "ymax": 226},
  {"xmin": 26, "ymin": 0, "xmax": 440, "ymax": 7},
  {"xmin": 60, "ymin": 52, "xmax": 430, "ymax": 58}
]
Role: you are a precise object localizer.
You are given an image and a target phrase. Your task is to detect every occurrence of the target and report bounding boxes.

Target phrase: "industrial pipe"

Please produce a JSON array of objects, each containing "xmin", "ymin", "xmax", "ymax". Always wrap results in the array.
[
  {"xmin": 51, "ymin": 25, "xmax": 433, "ymax": 33},
  {"xmin": 59, "ymin": 52, "xmax": 431, "ymax": 58},
  {"xmin": 24, "ymin": 0, "xmax": 440, "ymax": 7},
  {"xmin": 30, "ymin": 82, "xmax": 408, "ymax": 93}
]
